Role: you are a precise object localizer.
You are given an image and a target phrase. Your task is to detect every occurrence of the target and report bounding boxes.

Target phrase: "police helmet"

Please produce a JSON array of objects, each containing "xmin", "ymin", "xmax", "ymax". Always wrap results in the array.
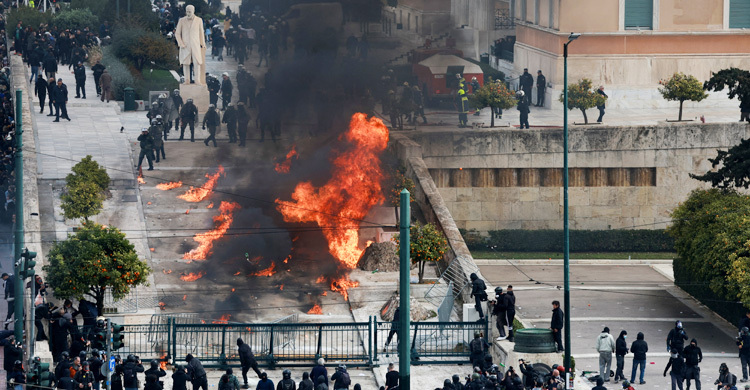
[
  {"xmin": 474, "ymin": 331, "xmax": 480, "ymax": 338},
  {"xmin": 743, "ymin": 327, "xmax": 749, "ymax": 334},
  {"xmin": 151, "ymin": 101, "xmax": 158, "ymax": 106},
  {"xmin": 227, "ymin": 103, "xmax": 232, "ymax": 107},
  {"xmin": 91, "ymin": 349, "xmax": 99, "ymax": 357},
  {"xmin": 209, "ymin": 104, "xmax": 215, "ymax": 109},
  {"xmin": 187, "ymin": 98, "xmax": 193, "ymax": 103},
  {"xmin": 127, "ymin": 355, "xmax": 136, "ymax": 362},
  {"xmin": 517, "ymin": 90, "xmax": 525, "ymax": 97},
  {"xmin": 338, "ymin": 364, "xmax": 346, "ymax": 372},
  {"xmin": 173, "ymin": 89, "xmax": 180, "ymax": 95},
  {"xmin": 282, "ymin": 369, "xmax": 291, "ymax": 379},
  {"xmin": 62, "ymin": 351, "xmax": 70, "ymax": 359},
  {"xmin": 150, "ymin": 360, "xmax": 159, "ymax": 369},
  {"xmin": 156, "ymin": 114, "xmax": 163, "ymax": 120},
  {"xmin": 13, "ymin": 360, "xmax": 22, "ymax": 368},
  {"xmin": 495, "ymin": 287, "xmax": 503, "ymax": 295},
  {"xmin": 151, "ymin": 119, "xmax": 158, "ymax": 125},
  {"xmin": 222, "ymin": 72, "xmax": 229, "ymax": 77}
]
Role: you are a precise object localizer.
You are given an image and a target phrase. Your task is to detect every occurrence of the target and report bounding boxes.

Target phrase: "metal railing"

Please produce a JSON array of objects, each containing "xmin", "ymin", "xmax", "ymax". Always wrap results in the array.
[
  {"xmin": 373, "ymin": 320, "xmax": 488, "ymax": 365},
  {"xmin": 112, "ymin": 318, "xmax": 487, "ymax": 367}
]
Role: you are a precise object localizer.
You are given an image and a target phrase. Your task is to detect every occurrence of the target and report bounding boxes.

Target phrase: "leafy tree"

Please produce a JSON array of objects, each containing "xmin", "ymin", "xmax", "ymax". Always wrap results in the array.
[
  {"xmin": 66, "ymin": 155, "xmax": 110, "ymax": 192},
  {"xmin": 112, "ymin": 28, "xmax": 177, "ymax": 71},
  {"xmin": 394, "ymin": 222, "xmax": 449, "ymax": 283},
  {"xmin": 658, "ymin": 73, "xmax": 707, "ymax": 121},
  {"xmin": 691, "ymin": 138, "xmax": 750, "ymax": 189},
  {"xmin": 388, "ymin": 165, "xmax": 415, "ymax": 207},
  {"xmin": 704, "ymin": 68, "xmax": 750, "ymax": 105},
  {"xmin": 667, "ymin": 189, "xmax": 750, "ymax": 310},
  {"xmin": 7, "ymin": 7, "xmax": 53, "ymax": 31},
  {"xmin": 51, "ymin": 9, "xmax": 100, "ymax": 31},
  {"xmin": 60, "ymin": 181, "xmax": 105, "ymax": 222},
  {"xmin": 61, "ymin": 156, "xmax": 110, "ymax": 222},
  {"xmin": 469, "ymin": 77, "xmax": 518, "ymax": 127},
  {"xmin": 558, "ymin": 78, "xmax": 605, "ymax": 124},
  {"xmin": 71, "ymin": 0, "xmax": 107, "ymax": 21},
  {"xmin": 44, "ymin": 223, "xmax": 151, "ymax": 314}
]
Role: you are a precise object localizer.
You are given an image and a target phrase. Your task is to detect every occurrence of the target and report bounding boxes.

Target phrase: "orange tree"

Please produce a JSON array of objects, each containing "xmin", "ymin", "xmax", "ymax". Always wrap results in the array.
[
  {"xmin": 658, "ymin": 72, "xmax": 707, "ymax": 121},
  {"xmin": 469, "ymin": 77, "xmax": 518, "ymax": 127},
  {"xmin": 394, "ymin": 222, "xmax": 449, "ymax": 283},
  {"xmin": 559, "ymin": 78, "xmax": 605, "ymax": 124},
  {"xmin": 44, "ymin": 222, "xmax": 151, "ymax": 314}
]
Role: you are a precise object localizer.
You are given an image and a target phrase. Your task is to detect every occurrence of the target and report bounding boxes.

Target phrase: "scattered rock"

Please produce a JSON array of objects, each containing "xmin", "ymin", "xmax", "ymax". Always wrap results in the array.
[
  {"xmin": 358, "ymin": 242, "xmax": 399, "ymax": 272},
  {"xmin": 380, "ymin": 292, "xmax": 436, "ymax": 322}
]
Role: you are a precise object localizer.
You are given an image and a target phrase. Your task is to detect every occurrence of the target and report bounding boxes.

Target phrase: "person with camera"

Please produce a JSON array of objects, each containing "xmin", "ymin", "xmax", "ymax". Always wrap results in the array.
[
  {"xmin": 738, "ymin": 328, "xmax": 750, "ymax": 382},
  {"xmin": 172, "ymin": 365, "xmax": 188, "ymax": 390},
  {"xmin": 331, "ymin": 365, "xmax": 352, "ymax": 390},
  {"xmin": 117, "ymin": 355, "xmax": 144, "ymax": 390},
  {"xmin": 469, "ymin": 273, "xmax": 488, "ymax": 321},
  {"xmin": 145, "ymin": 360, "xmax": 166, "ymax": 390},
  {"xmin": 518, "ymin": 359, "xmax": 537, "ymax": 389},
  {"xmin": 668, "ymin": 321, "xmax": 689, "ymax": 355},
  {"xmin": 715, "ymin": 363, "xmax": 736, "ymax": 390}
]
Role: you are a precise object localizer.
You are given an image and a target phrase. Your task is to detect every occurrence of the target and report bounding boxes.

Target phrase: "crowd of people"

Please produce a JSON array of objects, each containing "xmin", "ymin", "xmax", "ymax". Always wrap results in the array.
[{"xmin": 0, "ymin": 12, "xmax": 18, "ymax": 225}]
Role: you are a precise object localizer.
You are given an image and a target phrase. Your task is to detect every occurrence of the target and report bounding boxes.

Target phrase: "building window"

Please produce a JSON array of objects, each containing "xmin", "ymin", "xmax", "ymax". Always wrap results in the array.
[
  {"xmin": 520, "ymin": 0, "xmax": 527, "ymax": 21},
  {"xmin": 549, "ymin": 0, "xmax": 555, "ymax": 29},
  {"xmin": 534, "ymin": 0, "xmax": 540, "ymax": 24},
  {"xmin": 624, "ymin": 0, "xmax": 653, "ymax": 30},
  {"xmin": 730, "ymin": 0, "xmax": 750, "ymax": 28}
]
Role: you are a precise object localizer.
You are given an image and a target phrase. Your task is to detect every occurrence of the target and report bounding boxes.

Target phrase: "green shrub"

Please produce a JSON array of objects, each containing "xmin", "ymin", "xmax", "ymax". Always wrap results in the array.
[
  {"xmin": 70, "ymin": 0, "xmax": 106, "ymax": 20},
  {"xmin": 673, "ymin": 257, "xmax": 746, "ymax": 326},
  {"xmin": 7, "ymin": 7, "xmax": 53, "ymax": 30},
  {"xmin": 101, "ymin": 47, "xmax": 135, "ymax": 101},
  {"xmin": 52, "ymin": 8, "xmax": 99, "ymax": 31},
  {"xmin": 135, "ymin": 69, "xmax": 178, "ymax": 102},
  {"xmin": 469, "ymin": 229, "xmax": 674, "ymax": 252},
  {"xmin": 105, "ymin": 0, "xmax": 160, "ymax": 31},
  {"xmin": 111, "ymin": 26, "xmax": 176, "ymax": 71},
  {"xmin": 185, "ymin": 0, "xmax": 221, "ymax": 16}
]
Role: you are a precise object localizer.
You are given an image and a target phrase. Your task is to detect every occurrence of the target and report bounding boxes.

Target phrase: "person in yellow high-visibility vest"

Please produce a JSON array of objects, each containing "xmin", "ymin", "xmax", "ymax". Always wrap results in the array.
[{"xmin": 458, "ymin": 88, "xmax": 469, "ymax": 127}]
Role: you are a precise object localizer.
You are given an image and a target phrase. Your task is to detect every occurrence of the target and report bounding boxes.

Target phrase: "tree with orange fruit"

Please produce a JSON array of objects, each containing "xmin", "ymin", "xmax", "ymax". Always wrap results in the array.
[
  {"xmin": 394, "ymin": 222, "xmax": 449, "ymax": 283},
  {"xmin": 44, "ymin": 222, "xmax": 151, "ymax": 313}
]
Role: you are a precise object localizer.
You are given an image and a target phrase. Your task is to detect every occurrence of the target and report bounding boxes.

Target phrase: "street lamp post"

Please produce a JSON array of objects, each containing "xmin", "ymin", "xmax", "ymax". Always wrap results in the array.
[{"xmin": 563, "ymin": 31, "xmax": 580, "ymax": 390}]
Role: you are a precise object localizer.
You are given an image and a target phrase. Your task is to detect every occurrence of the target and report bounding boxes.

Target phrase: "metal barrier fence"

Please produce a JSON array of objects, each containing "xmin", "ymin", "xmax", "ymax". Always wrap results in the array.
[
  {"xmin": 116, "ymin": 318, "xmax": 488, "ymax": 367},
  {"xmin": 373, "ymin": 320, "xmax": 488, "ymax": 365}
]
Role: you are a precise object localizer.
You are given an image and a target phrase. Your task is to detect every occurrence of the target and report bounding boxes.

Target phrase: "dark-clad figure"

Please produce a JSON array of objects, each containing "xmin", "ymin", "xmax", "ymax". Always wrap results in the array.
[
  {"xmin": 179, "ymin": 99, "xmax": 198, "ymax": 141},
  {"xmin": 172, "ymin": 365, "xmax": 188, "ymax": 390},
  {"xmin": 596, "ymin": 86, "xmax": 608, "ymax": 123},
  {"xmin": 220, "ymin": 72, "xmax": 232, "ymax": 111},
  {"xmin": 223, "ymin": 103, "xmax": 238, "ymax": 143},
  {"xmin": 91, "ymin": 61, "xmax": 105, "ymax": 96},
  {"xmin": 236, "ymin": 102, "xmax": 250, "ymax": 146},
  {"xmin": 137, "ymin": 128, "xmax": 155, "ymax": 171},
  {"xmin": 73, "ymin": 62, "xmax": 86, "ymax": 99},
  {"xmin": 550, "ymin": 300, "xmax": 564, "ymax": 352},
  {"xmin": 99, "ymin": 70, "xmax": 112, "ymax": 103},
  {"xmin": 35, "ymin": 76, "xmax": 48, "ymax": 113},
  {"xmin": 469, "ymin": 273, "xmax": 487, "ymax": 320},
  {"xmin": 535, "ymin": 70, "xmax": 546, "ymax": 107},
  {"xmin": 52, "ymin": 78, "xmax": 70, "ymax": 122},
  {"xmin": 517, "ymin": 91, "xmax": 530, "ymax": 129},
  {"xmin": 519, "ymin": 68, "xmax": 533, "ymax": 106},
  {"xmin": 237, "ymin": 338, "xmax": 261, "ymax": 386},
  {"xmin": 202, "ymin": 105, "xmax": 220, "ymax": 147},
  {"xmin": 185, "ymin": 354, "xmax": 208, "ymax": 390}
]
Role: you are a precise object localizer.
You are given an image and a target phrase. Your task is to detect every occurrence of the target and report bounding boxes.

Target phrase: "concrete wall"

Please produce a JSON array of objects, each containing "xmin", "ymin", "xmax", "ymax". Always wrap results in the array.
[{"xmin": 405, "ymin": 122, "xmax": 749, "ymax": 231}]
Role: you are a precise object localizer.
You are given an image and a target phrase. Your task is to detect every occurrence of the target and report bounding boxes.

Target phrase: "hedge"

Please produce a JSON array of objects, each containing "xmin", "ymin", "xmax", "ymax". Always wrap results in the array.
[
  {"xmin": 461, "ymin": 229, "xmax": 675, "ymax": 252},
  {"xmin": 673, "ymin": 257, "xmax": 746, "ymax": 327}
]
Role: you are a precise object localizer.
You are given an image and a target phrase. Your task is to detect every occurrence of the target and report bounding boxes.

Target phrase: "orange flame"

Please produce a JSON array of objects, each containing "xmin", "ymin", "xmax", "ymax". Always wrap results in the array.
[
  {"xmin": 316, "ymin": 276, "xmax": 326, "ymax": 284},
  {"xmin": 307, "ymin": 304, "xmax": 323, "ymax": 315},
  {"xmin": 180, "ymin": 271, "xmax": 206, "ymax": 282},
  {"xmin": 330, "ymin": 276, "xmax": 359, "ymax": 300},
  {"xmin": 212, "ymin": 314, "xmax": 231, "ymax": 324},
  {"xmin": 233, "ymin": 271, "xmax": 241, "ymax": 276},
  {"xmin": 274, "ymin": 145, "xmax": 298, "ymax": 174},
  {"xmin": 159, "ymin": 353, "xmax": 167, "ymax": 369},
  {"xmin": 137, "ymin": 175, "xmax": 146, "ymax": 185},
  {"xmin": 156, "ymin": 181, "xmax": 183, "ymax": 190},
  {"xmin": 249, "ymin": 262, "xmax": 276, "ymax": 277},
  {"xmin": 178, "ymin": 165, "xmax": 225, "ymax": 202},
  {"xmin": 183, "ymin": 201, "xmax": 241, "ymax": 260},
  {"xmin": 162, "ymin": 269, "xmax": 173, "ymax": 274},
  {"xmin": 158, "ymin": 302, "xmax": 166, "ymax": 310},
  {"xmin": 275, "ymin": 114, "xmax": 389, "ymax": 270},
  {"xmin": 279, "ymin": 284, "xmax": 284, "ymax": 290},
  {"xmin": 207, "ymin": 202, "xmax": 214, "ymax": 209},
  {"xmin": 182, "ymin": 295, "xmax": 187, "ymax": 301}
]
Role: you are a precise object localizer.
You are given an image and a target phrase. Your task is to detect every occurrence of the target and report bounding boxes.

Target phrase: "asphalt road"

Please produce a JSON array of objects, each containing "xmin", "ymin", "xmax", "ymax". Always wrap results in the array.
[{"xmin": 479, "ymin": 262, "xmax": 744, "ymax": 389}]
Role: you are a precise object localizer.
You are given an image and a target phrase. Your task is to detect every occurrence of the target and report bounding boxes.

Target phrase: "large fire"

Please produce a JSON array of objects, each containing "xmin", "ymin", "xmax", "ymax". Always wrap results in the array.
[
  {"xmin": 274, "ymin": 145, "xmax": 298, "ymax": 174},
  {"xmin": 307, "ymin": 304, "xmax": 323, "ymax": 315},
  {"xmin": 178, "ymin": 165, "xmax": 225, "ymax": 202},
  {"xmin": 183, "ymin": 201, "xmax": 241, "ymax": 261},
  {"xmin": 156, "ymin": 181, "xmax": 183, "ymax": 190},
  {"xmin": 180, "ymin": 271, "xmax": 205, "ymax": 282},
  {"xmin": 330, "ymin": 276, "xmax": 360, "ymax": 301},
  {"xmin": 212, "ymin": 314, "xmax": 231, "ymax": 324},
  {"xmin": 275, "ymin": 114, "xmax": 389, "ymax": 276},
  {"xmin": 249, "ymin": 262, "xmax": 276, "ymax": 277}
]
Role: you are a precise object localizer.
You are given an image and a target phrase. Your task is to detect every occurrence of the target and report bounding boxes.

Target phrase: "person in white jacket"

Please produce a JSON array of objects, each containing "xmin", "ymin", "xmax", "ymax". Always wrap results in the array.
[{"xmin": 596, "ymin": 326, "xmax": 616, "ymax": 382}]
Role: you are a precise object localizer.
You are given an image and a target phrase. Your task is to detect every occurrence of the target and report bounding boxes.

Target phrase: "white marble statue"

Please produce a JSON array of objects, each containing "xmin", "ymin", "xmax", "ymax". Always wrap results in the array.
[{"xmin": 175, "ymin": 5, "xmax": 206, "ymax": 85}]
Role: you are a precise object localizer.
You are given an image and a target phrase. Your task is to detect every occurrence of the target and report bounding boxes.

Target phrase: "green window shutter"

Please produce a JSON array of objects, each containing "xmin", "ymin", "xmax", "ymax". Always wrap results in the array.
[
  {"xmin": 625, "ymin": 0, "xmax": 653, "ymax": 30},
  {"xmin": 730, "ymin": 0, "xmax": 750, "ymax": 28}
]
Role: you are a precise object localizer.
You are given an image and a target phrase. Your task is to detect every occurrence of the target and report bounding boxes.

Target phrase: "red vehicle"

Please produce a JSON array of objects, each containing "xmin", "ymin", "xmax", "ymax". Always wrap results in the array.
[{"xmin": 413, "ymin": 53, "xmax": 484, "ymax": 104}]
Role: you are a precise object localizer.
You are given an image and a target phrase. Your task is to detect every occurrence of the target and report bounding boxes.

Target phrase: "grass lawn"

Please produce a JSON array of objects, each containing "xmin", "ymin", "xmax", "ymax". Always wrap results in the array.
[
  {"xmin": 470, "ymin": 251, "xmax": 676, "ymax": 260},
  {"xmin": 136, "ymin": 68, "xmax": 179, "ymax": 100}
]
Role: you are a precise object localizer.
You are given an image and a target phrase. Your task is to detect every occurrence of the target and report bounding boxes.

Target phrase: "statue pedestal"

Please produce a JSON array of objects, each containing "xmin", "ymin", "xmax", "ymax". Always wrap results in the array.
[{"xmin": 180, "ymin": 84, "xmax": 209, "ymax": 118}]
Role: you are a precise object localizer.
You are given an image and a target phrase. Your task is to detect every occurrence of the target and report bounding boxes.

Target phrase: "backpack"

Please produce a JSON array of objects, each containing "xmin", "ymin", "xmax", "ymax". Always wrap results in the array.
[
  {"xmin": 123, "ymin": 366, "xmax": 136, "ymax": 384},
  {"xmin": 281, "ymin": 379, "xmax": 294, "ymax": 390},
  {"xmin": 339, "ymin": 372, "xmax": 351, "ymax": 388}
]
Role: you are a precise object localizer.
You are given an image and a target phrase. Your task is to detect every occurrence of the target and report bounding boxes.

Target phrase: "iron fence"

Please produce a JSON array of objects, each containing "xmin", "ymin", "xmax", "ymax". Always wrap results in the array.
[
  {"xmin": 113, "ymin": 318, "xmax": 487, "ymax": 367},
  {"xmin": 373, "ymin": 320, "xmax": 487, "ymax": 365}
]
